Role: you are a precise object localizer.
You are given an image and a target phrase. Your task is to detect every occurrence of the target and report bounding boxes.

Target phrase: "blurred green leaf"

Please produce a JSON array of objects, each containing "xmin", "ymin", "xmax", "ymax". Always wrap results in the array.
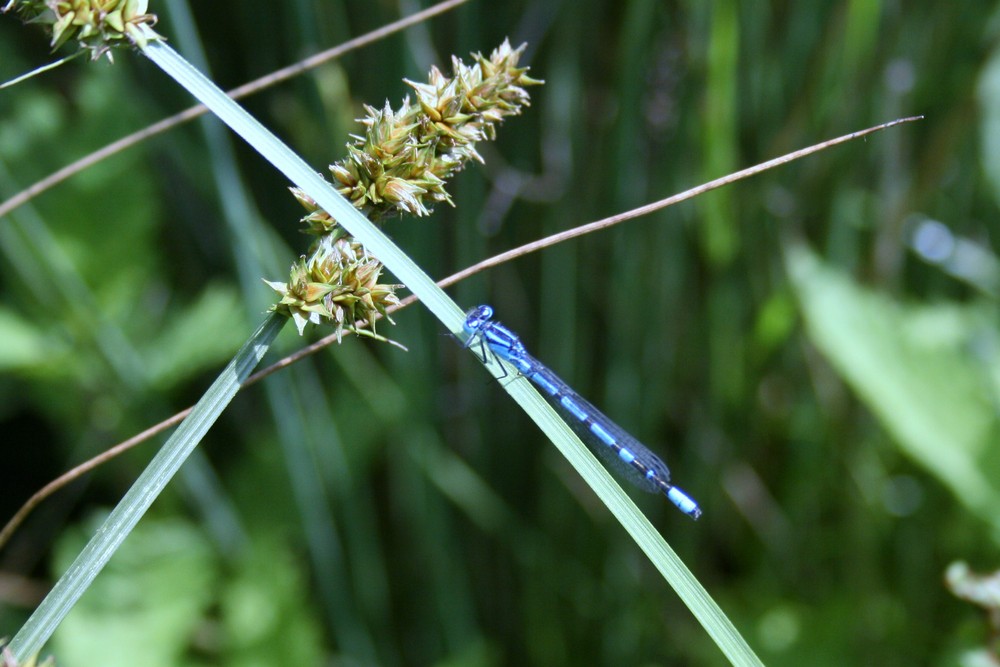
[
  {"xmin": 47, "ymin": 516, "xmax": 325, "ymax": 667},
  {"xmin": 701, "ymin": 0, "xmax": 740, "ymax": 265},
  {"xmin": 219, "ymin": 539, "xmax": 324, "ymax": 667},
  {"xmin": 787, "ymin": 245, "xmax": 1000, "ymax": 530},
  {"xmin": 978, "ymin": 39, "xmax": 1000, "ymax": 203},
  {"xmin": 0, "ymin": 307, "xmax": 51, "ymax": 371},
  {"xmin": 143, "ymin": 283, "xmax": 248, "ymax": 388},
  {"xmin": 51, "ymin": 516, "xmax": 218, "ymax": 667}
]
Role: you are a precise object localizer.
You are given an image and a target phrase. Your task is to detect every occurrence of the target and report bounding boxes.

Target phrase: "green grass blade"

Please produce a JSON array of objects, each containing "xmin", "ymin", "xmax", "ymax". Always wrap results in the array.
[
  {"xmin": 140, "ymin": 37, "xmax": 466, "ymax": 334},
  {"xmin": 7, "ymin": 312, "xmax": 286, "ymax": 661},
  {"xmin": 137, "ymin": 35, "xmax": 757, "ymax": 664},
  {"xmin": 500, "ymin": 372, "xmax": 762, "ymax": 667}
]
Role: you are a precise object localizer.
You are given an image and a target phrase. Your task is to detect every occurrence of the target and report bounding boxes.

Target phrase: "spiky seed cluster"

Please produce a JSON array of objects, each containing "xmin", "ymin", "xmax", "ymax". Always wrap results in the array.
[
  {"xmin": 1, "ymin": 0, "xmax": 162, "ymax": 60},
  {"xmin": 264, "ymin": 232, "xmax": 402, "ymax": 339},
  {"xmin": 272, "ymin": 39, "xmax": 542, "ymax": 340},
  {"xmin": 289, "ymin": 38, "xmax": 542, "ymax": 236}
]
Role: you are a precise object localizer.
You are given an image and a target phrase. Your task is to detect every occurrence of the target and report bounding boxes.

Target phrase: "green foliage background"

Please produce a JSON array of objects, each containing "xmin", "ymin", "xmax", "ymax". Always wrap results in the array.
[{"xmin": 1, "ymin": 1, "xmax": 997, "ymax": 665}]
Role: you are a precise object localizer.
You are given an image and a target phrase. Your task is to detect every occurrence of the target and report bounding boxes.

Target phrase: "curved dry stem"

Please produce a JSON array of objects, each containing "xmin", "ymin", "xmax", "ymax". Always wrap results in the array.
[
  {"xmin": 0, "ymin": 409, "xmax": 190, "ymax": 550},
  {"xmin": 0, "ymin": 115, "xmax": 922, "ymax": 552}
]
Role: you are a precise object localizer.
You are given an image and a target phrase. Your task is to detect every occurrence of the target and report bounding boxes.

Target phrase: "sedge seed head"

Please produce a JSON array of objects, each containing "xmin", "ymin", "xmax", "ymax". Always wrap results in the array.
[
  {"xmin": 2, "ymin": 0, "xmax": 163, "ymax": 60},
  {"xmin": 272, "ymin": 39, "xmax": 542, "ymax": 340}
]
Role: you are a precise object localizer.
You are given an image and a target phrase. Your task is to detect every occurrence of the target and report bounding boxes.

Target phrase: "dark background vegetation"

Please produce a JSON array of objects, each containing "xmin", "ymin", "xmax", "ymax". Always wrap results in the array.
[{"xmin": 1, "ymin": 1, "xmax": 998, "ymax": 665}]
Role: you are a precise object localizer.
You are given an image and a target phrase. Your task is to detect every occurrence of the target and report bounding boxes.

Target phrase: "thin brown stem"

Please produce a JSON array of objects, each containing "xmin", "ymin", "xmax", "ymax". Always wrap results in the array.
[
  {"xmin": 0, "ymin": 409, "xmax": 190, "ymax": 550},
  {"xmin": 0, "ymin": 115, "xmax": 922, "ymax": 551}
]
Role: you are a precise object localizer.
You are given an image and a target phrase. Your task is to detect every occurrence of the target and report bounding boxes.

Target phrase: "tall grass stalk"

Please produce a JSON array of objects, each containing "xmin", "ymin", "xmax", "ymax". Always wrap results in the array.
[{"xmin": 6, "ymin": 30, "xmax": 759, "ymax": 665}]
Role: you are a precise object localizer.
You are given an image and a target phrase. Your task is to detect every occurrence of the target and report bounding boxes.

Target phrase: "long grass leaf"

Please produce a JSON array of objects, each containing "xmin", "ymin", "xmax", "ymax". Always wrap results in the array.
[
  {"xmin": 140, "ymin": 38, "xmax": 466, "ymax": 333},
  {"xmin": 501, "ymin": 373, "xmax": 762, "ymax": 666},
  {"xmin": 136, "ymin": 35, "xmax": 751, "ymax": 664},
  {"xmin": 8, "ymin": 312, "xmax": 286, "ymax": 660}
]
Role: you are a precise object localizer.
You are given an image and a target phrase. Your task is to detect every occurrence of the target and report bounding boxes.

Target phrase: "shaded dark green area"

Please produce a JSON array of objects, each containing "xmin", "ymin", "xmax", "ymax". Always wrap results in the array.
[{"xmin": 1, "ymin": 1, "xmax": 997, "ymax": 665}]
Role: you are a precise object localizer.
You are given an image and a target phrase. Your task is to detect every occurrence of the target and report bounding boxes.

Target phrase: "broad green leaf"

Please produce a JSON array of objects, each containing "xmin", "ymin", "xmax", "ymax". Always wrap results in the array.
[
  {"xmin": 0, "ymin": 307, "xmax": 51, "ymax": 370},
  {"xmin": 143, "ymin": 283, "xmax": 248, "ymax": 388},
  {"xmin": 51, "ymin": 516, "xmax": 217, "ymax": 667},
  {"xmin": 219, "ymin": 540, "xmax": 324, "ymax": 667},
  {"xmin": 787, "ymin": 245, "xmax": 1000, "ymax": 530}
]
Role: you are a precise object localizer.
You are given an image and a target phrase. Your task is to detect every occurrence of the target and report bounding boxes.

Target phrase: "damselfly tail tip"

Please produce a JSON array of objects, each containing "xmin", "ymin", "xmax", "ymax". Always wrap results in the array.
[{"xmin": 666, "ymin": 486, "xmax": 702, "ymax": 520}]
